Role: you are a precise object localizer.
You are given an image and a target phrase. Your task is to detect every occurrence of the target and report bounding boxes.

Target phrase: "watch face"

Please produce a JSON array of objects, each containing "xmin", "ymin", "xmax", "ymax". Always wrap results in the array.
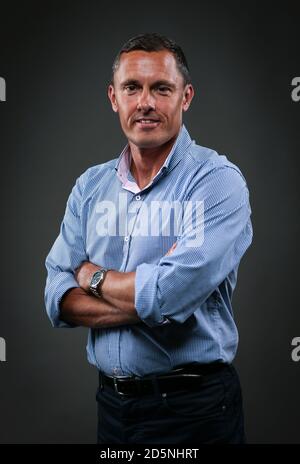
[{"xmin": 91, "ymin": 271, "xmax": 101, "ymax": 287}]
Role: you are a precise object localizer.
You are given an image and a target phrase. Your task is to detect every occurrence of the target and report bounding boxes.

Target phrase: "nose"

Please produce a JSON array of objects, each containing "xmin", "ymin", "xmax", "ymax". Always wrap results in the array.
[{"xmin": 137, "ymin": 88, "xmax": 156, "ymax": 112}]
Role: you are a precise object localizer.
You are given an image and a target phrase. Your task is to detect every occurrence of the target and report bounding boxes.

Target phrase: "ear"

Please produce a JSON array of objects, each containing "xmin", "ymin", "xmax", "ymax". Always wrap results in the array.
[
  {"xmin": 182, "ymin": 84, "xmax": 194, "ymax": 112},
  {"xmin": 108, "ymin": 84, "xmax": 118, "ymax": 112}
]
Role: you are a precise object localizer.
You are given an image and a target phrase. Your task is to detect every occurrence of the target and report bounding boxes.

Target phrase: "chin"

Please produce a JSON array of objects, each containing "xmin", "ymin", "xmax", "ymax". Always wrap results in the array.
[
  {"xmin": 134, "ymin": 137, "xmax": 161, "ymax": 148},
  {"xmin": 129, "ymin": 132, "xmax": 170, "ymax": 149}
]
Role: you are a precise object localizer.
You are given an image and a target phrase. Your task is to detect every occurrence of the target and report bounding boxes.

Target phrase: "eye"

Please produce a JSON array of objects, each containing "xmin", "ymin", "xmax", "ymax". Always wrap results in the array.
[
  {"xmin": 124, "ymin": 84, "xmax": 138, "ymax": 94},
  {"xmin": 157, "ymin": 85, "xmax": 171, "ymax": 94}
]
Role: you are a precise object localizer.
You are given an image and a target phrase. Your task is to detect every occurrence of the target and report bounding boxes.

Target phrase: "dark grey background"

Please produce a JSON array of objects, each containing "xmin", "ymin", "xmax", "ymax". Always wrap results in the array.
[{"xmin": 0, "ymin": 0, "xmax": 299, "ymax": 444}]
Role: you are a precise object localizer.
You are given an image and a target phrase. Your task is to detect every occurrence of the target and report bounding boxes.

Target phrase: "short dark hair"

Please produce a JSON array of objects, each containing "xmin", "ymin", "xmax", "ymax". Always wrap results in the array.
[{"xmin": 111, "ymin": 33, "xmax": 191, "ymax": 86}]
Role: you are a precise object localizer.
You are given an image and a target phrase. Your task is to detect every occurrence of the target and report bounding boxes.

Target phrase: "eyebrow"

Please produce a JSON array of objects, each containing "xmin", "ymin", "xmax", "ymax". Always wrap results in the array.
[{"xmin": 120, "ymin": 79, "xmax": 176, "ymax": 89}]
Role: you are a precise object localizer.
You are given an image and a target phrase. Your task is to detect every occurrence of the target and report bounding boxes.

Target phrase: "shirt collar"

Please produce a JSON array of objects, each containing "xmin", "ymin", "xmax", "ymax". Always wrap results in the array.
[{"xmin": 114, "ymin": 124, "xmax": 193, "ymax": 189}]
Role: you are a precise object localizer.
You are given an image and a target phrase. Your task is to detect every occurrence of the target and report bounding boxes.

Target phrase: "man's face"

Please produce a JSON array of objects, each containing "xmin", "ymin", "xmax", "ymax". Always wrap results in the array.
[{"xmin": 108, "ymin": 50, "xmax": 194, "ymax": 149}]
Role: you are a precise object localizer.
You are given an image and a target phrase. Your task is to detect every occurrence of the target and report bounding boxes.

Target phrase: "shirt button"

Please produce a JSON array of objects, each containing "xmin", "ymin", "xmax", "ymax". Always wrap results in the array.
[
  {"xmin": 124, "ymin": 236, "xmax": 129, "ymax": 242},
  {"xmin": 135, "ymin": 195, "xmax": 141, "ymax": 201}
]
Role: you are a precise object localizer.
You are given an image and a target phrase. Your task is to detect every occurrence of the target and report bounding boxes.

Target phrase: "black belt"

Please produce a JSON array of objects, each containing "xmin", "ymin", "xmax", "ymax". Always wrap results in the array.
[{"xmin": 99, "ymin": 362, "xmax": 229, "ymax": 397}]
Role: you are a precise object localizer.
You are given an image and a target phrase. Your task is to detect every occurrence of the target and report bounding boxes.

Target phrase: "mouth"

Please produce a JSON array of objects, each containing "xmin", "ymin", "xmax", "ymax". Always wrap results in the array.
[{"xmin": 134, "ymin": 118, "xmax": 161, "ymax": 129}]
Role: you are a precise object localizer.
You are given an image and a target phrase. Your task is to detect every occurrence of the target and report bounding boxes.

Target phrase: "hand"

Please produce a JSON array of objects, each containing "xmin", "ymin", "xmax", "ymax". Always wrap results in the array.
[
  {"xmin": 165, "ymin": 242, "xmax": 177, "ymax": 256},
  {"xmin": 74, "ymin": 261, "xmax": 101, "ymax": 292}
]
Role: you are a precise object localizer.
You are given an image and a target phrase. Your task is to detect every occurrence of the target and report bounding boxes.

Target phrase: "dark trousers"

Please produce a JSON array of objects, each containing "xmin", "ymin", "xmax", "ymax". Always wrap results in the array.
[{"xmin": 96, "ymin": 364, "xmax": 246, "ymax": 444}]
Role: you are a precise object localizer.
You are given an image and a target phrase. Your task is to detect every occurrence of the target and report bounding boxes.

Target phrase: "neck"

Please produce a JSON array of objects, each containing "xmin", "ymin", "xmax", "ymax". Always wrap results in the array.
[{"xmin": 129, "ymin": 136, "xmax": 177, "ymax": 189}]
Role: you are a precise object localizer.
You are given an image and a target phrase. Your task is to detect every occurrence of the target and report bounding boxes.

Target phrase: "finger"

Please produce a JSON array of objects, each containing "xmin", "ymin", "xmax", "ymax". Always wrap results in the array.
[{"xmin": 165, "ymin": 242, "xmax": 177, "ymax": 256}]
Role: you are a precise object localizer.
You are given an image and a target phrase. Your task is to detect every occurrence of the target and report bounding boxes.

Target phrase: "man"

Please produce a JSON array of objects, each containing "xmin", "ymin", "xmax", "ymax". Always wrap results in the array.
[{"xmin": 45, "ymin": 33, "xmax": 253, "ymax": 444}]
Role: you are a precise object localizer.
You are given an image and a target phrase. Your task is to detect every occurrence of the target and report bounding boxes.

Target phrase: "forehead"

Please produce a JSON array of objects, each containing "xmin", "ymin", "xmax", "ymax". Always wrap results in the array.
[{"xmin": 115, "ymin": 50, "xmax": 183, "ymax": 85}]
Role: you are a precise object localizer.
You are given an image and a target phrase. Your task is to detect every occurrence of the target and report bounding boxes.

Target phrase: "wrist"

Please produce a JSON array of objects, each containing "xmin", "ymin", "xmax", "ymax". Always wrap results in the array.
[{"xmin": 100, "ymin": 269, "xmax": 115, "ymax": 297}]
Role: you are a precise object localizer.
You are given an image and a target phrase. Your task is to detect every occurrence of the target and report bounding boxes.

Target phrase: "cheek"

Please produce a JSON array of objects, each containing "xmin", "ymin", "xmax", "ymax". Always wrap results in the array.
[
  {"xmin": 118, "ymin": 101, "xmax": 136, "ymax": 121},
  {"xmin": 160, "ymin": 99, "xmax": 183, "ymax": 117},
  {"xmin": 164, "ymin": 107, "xmax": 183, "ymax": 123}
]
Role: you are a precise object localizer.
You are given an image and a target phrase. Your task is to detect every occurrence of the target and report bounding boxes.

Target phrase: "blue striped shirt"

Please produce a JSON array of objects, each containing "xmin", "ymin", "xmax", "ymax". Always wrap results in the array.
[{"xmin": 44, "ymin": 125, "xmax": 253, "ymax": 376}]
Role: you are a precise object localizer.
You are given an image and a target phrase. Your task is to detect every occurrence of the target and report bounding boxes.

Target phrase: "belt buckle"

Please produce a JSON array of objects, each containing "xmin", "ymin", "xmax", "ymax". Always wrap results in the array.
[{"xmin": 113, "ymin": 377, "xmax": 128, "ymax": 397}]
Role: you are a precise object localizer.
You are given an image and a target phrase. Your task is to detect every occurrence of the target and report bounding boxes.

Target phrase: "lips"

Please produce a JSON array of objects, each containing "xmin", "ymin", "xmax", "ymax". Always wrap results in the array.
[
  {"xmin": 134, "ymin": 117, "xmax": 161, "ymax": 129},
  {"xmin": 135, "ymin": 118, "xmax": 160, "ymax": 123}
]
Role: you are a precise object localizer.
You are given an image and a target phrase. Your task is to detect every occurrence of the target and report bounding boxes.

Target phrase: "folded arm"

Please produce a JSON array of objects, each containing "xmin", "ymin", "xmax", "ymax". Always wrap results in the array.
[
  {"xmin": 61, "ymin": 244, "xmax": 177, "ymax": 327},
  {"xmin": 59, "ymin": 287, "xmax": 140, "ymax": 329},
  {"xmin": 45, "ymin": 165, "xmax": 252, "ymax": 330}
]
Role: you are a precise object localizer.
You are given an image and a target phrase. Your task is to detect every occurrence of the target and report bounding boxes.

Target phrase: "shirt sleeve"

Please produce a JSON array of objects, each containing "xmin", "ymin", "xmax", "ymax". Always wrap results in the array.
[
  {"xmin": 44, "ymin": 171, "xmax": 89, "ymax": 328},
  {"xmin": 134, "ymin": 165, "xmax": 253, "ymax": 327}
]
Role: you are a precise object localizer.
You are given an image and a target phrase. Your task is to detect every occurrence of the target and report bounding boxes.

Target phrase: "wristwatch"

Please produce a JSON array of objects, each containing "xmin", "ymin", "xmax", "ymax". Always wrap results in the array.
[{"xmin": 89, "ymin": 268, "xmax": 109, "ymax": 298}]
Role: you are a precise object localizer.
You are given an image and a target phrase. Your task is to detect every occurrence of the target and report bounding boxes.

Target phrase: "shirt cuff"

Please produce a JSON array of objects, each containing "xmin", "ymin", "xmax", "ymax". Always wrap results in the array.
[
  {"xmin": 45, "ymin": 272, "xmax": 79, "ymax": 328},
  {"xmin": 135, "ymin": 263, "xmax": 171, "ymax": 328}
]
